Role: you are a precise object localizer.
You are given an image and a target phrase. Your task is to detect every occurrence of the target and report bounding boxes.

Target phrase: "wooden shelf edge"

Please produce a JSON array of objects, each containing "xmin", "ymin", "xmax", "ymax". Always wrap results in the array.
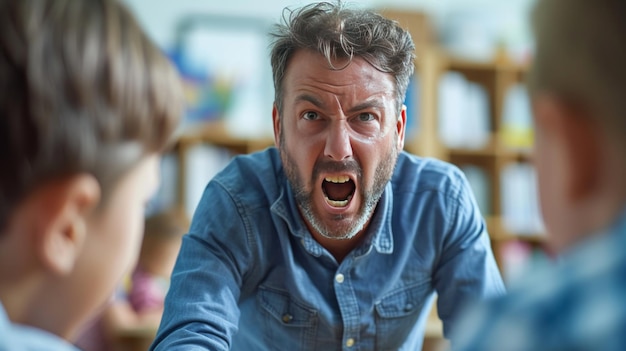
[
  {"xmin": 485, "ymin": 216, "xmax": 546, "ymax": 244},
  {"xmin": 175, "ymin": 120, "xmax": 274, "ymax": 153}
]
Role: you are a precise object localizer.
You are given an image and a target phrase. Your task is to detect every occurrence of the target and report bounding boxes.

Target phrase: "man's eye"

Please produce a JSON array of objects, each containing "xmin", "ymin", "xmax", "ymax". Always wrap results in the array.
[
  {"xmin": 358, "ymin": 113, "xmax": 375, "ymax": 122},
  {"xmin": 303, "ymin": 111, "xmax": 319, "ymax": 120}
]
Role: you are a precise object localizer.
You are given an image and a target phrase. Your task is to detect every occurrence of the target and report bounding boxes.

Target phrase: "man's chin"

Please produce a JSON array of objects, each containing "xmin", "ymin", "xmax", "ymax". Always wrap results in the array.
[{"xmin": 307, "ymin": 214, "xmax": 365, "ymax": 241}]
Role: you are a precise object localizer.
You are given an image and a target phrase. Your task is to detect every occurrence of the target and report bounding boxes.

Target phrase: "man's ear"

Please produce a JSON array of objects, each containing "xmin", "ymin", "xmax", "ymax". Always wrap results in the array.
[
  {"xmin": 35, "ymin": 174, "xmax": 101, "ymax": 276},
  {"xmin": 534, "ymin": 95, "xmax": 600, "ymax": 202},
  {"xmin": 396, "ymin": 105, "xmax": 407, "ymax": 150},
  {"xmin": 272, "ymin": 103, "xmax": 281, "ymax": 148}
]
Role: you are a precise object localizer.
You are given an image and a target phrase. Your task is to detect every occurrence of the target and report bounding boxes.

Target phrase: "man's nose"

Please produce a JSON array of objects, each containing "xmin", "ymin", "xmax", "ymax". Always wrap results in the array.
[{"xmin": 324, "ymin": 121, "xmax": 353, "ymax": 161}]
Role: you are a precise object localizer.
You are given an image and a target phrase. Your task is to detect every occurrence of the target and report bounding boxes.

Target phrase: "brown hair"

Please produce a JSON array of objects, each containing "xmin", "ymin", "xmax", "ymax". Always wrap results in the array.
[
  {"xmin": 269, "ymin": 1, "xmax": 415, "ymax": 115},
  {"xmin": 0, "ymin": 0, "xmax": 184, "ymax": 231},
  {"xmin": 528, "ymin": 0, "xmax": 626, "ymax": 143}
]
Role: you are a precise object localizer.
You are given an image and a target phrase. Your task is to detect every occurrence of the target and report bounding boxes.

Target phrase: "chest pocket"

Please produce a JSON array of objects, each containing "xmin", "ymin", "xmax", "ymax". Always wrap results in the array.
[
  {"xmin": 257, "ymin": 285, "xmax": 318, "ymax": 350},
  {"xmin": 374, "ymin": 281, "xmax": 432, "ymax": 350}
]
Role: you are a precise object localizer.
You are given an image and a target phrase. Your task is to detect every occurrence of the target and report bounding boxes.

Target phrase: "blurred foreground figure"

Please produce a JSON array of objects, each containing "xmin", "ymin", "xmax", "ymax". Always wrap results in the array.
[
  {"xmin": 454, "ymin": 0, "xmax": 626, "ymax": 350},
  {"xmin": 75, "ymin": 209, "xmax": 187, "ymax": 351},
  {"xmin": 0, "ymin": 0, "xmax": 182, "ymax": 349}
]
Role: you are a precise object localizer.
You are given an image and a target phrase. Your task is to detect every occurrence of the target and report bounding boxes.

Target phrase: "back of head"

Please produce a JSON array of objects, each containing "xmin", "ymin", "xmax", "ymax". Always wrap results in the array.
[
  {"xmin": 529, "ymin": 0, "xmax": 626, "ymax": 147},
  {"xmin": 269, "ymin": 1, "xmax": 415, "ymax": 115},
  {"xmin": 0, "ymin": 0, "xmax": 183, "ymax": 232}
]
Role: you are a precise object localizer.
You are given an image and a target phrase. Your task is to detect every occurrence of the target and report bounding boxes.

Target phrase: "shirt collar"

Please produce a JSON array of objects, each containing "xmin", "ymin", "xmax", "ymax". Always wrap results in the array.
[{"xmin": 271, "ymin": 175, "xmax": 394, "ymax": 257}]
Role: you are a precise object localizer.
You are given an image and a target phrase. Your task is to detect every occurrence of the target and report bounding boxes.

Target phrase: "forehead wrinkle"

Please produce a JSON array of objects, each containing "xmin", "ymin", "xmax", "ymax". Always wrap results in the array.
[
  {"xmin": 346, "ymin": 96, "xmax": 387, "ymax": 114},
  {"xmin": 293, "ymin": 85, "xmax": 350, "ymax": 114},
  {"xmin": 294, "ymin": 86, "xmax": 391, "ymax": 118},
  {"xmin": 295, "ymin": 93, "xmax": 326, "ymax": 108}
]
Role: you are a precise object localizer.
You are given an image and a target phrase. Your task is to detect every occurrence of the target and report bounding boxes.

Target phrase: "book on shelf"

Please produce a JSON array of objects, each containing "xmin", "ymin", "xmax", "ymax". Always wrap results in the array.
[{"xmin": 438, "ymin": 71, "xmax": 490, "ymax": 149}]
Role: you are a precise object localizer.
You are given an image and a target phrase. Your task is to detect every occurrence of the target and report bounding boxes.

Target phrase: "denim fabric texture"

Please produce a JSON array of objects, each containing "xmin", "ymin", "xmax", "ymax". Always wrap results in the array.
[
  {"xmin": 152, "ymin": 148, "xmax": 505, "ymax": 351},
  {"xmin": 453, "ymin": 209, "xmax": 626, "ymax": 351}
]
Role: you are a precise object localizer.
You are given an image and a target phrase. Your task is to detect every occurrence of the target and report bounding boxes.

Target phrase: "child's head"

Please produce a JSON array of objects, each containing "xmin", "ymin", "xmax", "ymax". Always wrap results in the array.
[
  {"xmin": 529, "ymin": 0, "xmax": 626, "ymax": 251},
  {"xmin": 0, "ymin": 0, "xmax": 182, "ymax": 341},
  {"xmin": 139, "ymin": 209, "xmax": 189, "ymax": 278}
]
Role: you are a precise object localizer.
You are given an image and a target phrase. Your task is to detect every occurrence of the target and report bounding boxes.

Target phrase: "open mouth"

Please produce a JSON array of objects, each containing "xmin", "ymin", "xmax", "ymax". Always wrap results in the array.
[{"xmin": 322, "ymin": 175, "xmax": 356, "ymax": 208}]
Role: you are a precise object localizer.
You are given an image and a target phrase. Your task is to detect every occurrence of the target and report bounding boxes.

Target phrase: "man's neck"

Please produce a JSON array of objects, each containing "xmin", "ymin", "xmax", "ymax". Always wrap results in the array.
[{"xmin": 309, "ymin": 229, "xmax": 366, "ymax": 263}]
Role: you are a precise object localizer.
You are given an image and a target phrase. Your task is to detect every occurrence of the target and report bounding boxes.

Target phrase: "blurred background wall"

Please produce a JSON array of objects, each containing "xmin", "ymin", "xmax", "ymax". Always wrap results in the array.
[{"xmin": 123, "ymin": 0, "xmax": 534, "ymax": 58}]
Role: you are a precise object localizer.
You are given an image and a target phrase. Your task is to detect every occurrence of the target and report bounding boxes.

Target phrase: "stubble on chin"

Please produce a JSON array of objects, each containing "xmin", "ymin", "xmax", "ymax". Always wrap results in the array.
[{"xmin": 278, "ymin": 141, "xmax": 398, "ymax": 241}]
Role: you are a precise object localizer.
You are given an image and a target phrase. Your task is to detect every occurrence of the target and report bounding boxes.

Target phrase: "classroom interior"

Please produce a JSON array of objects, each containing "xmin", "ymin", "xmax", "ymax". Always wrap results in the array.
[{"xmin": 108, "ymin": 0, "xmax": 543, "ymax": 350}]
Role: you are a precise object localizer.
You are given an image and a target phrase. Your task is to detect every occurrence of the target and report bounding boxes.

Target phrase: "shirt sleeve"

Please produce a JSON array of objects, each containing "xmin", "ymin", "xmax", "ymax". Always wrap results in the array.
[
  {"xmin": 432, "ymin": 169, "xmax": 506, "ymax": 339},
  {"xmin": 150, "ymin": 180, "xmax": 253, "ymax": 351}
]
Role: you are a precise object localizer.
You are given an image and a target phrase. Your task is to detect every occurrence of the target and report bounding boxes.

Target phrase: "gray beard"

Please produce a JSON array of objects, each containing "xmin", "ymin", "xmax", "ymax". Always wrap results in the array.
[{"xmin": 279, "ymin": 138, "xmax": 398, "ymax": 240}]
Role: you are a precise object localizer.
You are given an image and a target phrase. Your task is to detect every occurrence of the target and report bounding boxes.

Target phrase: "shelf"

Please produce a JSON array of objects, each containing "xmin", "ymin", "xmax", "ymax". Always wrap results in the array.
[
  {"xmin": 443, "ymin": 52, "xmax": 528, "ymax": 76},
  {"xmin": 446, "ymin": 135, "xmax": 533, "ymax": 163},
  {"xmin": 486, "ymin": 216, "xmax": 546, "ymax": 244},
  {"xmin": 176, "ymin": 120, "xmax": 274, "ymax": 155}
]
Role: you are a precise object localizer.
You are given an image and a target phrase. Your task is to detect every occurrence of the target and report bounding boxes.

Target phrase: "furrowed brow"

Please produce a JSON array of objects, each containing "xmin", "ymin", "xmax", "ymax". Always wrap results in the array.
[
  {"xmin": 295, "ymin": 94, "xmax": 325, "ymax": 108},
  {"xmin": 346, "ymin": 99, "xmax": 385, "ymax": 114}
]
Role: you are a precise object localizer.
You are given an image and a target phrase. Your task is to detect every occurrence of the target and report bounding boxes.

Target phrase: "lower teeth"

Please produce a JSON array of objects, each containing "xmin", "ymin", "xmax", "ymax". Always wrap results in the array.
[{"xmin": 325, "ymin": 196, "xmax": 351, "ymax": 208}]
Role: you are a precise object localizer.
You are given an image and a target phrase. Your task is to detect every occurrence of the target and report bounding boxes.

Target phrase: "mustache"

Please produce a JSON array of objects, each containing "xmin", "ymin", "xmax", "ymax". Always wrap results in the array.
[{"xmin": 312, "ymin": 159, "xmax": 362, "ymax": 180}]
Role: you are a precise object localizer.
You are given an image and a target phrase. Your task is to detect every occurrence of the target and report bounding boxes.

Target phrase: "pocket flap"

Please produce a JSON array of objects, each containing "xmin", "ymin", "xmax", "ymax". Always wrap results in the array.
[{"xmin": 258, "ymin": 286, "xmax": 317, "ymax": 327}]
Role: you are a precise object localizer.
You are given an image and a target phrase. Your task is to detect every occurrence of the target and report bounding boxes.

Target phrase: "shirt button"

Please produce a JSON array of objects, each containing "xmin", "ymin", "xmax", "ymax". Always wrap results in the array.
[
  {"xmin": 346, "ymin": 338, "xmax": 355, "ymax": 347},
  {"xmin": 282, "ymin": 314, "xmax": 293, "ymax": 324},
  {"xmin": 335, "ymin": 273, "xmax": 345, "ymax": 283}
]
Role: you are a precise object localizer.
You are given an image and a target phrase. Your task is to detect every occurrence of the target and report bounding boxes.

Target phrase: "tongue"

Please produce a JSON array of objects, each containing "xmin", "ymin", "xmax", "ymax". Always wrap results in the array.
[{"xmin": 323, "ymin": 181, "xmax": 354, "ymax": 201}]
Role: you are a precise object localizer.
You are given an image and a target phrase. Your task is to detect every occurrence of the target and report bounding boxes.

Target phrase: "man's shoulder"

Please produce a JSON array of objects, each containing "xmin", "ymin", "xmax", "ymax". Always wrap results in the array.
[
  {"xmin": 195, "ymin": 147, "xmax": 286, "ymax": 217},
  {"xmin": 212, "ymin": 147, "xmax": 282, "ymax": 194},
  {"xmin": 220, "ymin": 147, "xmax": 280, "ymax": 175}
]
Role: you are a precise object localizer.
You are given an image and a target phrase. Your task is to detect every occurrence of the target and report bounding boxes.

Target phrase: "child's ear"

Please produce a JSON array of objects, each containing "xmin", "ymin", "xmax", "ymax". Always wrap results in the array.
[
  {"xmin": 534, "ymin": 95, "xmax": 600, "ymax": 202},
  {"xmin": 560, "ymin": 109, "xmax": 600, "ymax": 202},
  {"xmin": 35, "ymin": 174, "xmax": 101, "ymax": 276}
]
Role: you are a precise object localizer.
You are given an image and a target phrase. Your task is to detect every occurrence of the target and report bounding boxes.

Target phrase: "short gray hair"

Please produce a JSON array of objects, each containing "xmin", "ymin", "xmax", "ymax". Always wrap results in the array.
[
  {"xmin": 269, "ymin": 1, "xmax": 415, "ymax": 115},
  {"xmin": 528, "ymin": 0, "xmax": 626, "ymax": 141}
]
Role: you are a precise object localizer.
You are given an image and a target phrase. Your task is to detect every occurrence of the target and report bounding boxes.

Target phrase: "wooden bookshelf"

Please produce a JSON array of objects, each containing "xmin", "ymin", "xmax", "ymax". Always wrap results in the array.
[
  {"xmin": 406, "ymin": 46, "xmax": 545, "ymax": 270},
  {"xmin": 172, "ymin": 120, "xmax": 274, "ymax": 213}
]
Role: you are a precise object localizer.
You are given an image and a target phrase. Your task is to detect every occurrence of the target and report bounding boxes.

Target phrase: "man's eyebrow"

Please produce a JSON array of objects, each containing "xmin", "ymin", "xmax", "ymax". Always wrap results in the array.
[
  {"xmin": 294, "ymin": 94, "xmax": 386, "ymax": 113},
  {"xmin": 294, "ymin": 94, "xmax": 325, "ymax": 108},
  {"xmin": 346, "ymin": 99, "xmax": 385, "ymax": 114}
]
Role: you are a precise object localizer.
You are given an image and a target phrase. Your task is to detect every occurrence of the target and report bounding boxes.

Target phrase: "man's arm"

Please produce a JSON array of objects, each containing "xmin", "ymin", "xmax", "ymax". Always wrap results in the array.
[
  {"xmin": 432, "ymin": 170, "xmax": 506, "ymax": 339},
  {"xmin": 150, "ymin": 181, "xmax": 252, "ymax": 350}
]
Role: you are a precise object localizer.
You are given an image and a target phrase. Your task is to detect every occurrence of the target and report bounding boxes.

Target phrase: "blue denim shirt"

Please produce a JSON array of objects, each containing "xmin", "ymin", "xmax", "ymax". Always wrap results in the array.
[
  {"xmin": 0, "ymin": 302, "xmax": 80, "ymax": 351},
  {"xmin": 152, "ymin": 148, "xmax": 505, "ymax": 351}
]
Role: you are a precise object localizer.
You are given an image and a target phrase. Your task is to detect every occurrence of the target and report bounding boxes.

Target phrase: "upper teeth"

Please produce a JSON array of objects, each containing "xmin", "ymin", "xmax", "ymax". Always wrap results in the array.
[{"xmin": 325, "ymin": 176, "xmax": 350, "ymax": 183}]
